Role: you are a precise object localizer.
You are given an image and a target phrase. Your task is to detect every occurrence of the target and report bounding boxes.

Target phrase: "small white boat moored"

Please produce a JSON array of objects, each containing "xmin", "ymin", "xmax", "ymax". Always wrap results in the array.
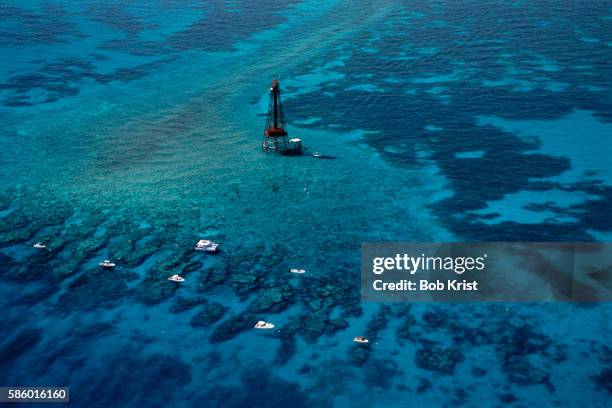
[
  {"xmin": 33, "ymin": 242, "xmax": 47, "ymax": 249},
  {"xmin": 254, "ymin": 320, "xmax": 275, "ymax": 329},
  {"xmin": 195, "ymin": 239, "xmax": 219, "ymax": 253},
  {"xmin": 311, "ymin": 152, "xmax": 335, "ymax": 159},
  {"xmin": 99, "ymin": 260, "xmax": 116, "ymax": 269},
  {"xmin": 168, "ymin": 274, "xmax": 185, "ymax": 282},
  {"xmin": 353, "ymin": 336, "xmax": 369, "ymax": 344},
  {"xmin": 290, "ymin": 268, "xmax": 306, "ymax": 274}
]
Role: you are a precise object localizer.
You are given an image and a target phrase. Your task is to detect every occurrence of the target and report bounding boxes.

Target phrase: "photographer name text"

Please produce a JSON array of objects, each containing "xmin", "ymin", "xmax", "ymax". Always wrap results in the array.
[{"xmin": 373, "ymin": 279, "xmax": 479, "ymax": 291}]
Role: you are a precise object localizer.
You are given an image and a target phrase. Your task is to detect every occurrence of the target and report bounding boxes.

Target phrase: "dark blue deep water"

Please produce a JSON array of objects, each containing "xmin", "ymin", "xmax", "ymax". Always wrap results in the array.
[{"xmin": 1, "ymin": 1, "xmax": 611, "ymax": 407}]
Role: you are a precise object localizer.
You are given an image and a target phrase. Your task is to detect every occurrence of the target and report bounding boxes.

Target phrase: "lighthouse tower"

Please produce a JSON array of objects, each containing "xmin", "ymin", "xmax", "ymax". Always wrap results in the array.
[{"xmin": 262, "ymin": 80, "xmax": 302, "ymax": 155}]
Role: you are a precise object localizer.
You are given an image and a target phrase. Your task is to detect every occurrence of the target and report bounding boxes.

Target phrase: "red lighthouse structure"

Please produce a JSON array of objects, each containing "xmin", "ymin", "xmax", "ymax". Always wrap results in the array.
[{"xmin": 262, "ymin": 80, "xmax": 302, "ymax": 155}]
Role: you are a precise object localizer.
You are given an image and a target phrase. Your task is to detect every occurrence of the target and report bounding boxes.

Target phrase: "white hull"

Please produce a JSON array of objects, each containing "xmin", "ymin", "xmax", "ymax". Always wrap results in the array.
[{"xmin": 254, "ymin": 321, "xmax": 275, "ymax": 329}]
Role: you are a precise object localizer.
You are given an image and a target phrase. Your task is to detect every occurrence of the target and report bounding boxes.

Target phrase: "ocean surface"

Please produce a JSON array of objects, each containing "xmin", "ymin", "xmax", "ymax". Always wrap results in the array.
[{"xmin": 1, "ymin": 1, "xmax": 611, "ymax": 407}]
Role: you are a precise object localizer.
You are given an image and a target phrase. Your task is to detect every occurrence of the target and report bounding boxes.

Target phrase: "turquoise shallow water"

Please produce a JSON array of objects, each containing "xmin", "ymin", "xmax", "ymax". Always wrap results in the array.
[{"xmin": 1, "ymin": 1, "xmax": 611, "ymax": 407}]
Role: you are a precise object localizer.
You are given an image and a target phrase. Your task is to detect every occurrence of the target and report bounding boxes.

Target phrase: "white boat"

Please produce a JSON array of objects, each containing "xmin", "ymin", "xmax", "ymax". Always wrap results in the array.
[
  {"xmin": 254, "ymin": 320, "xmax": 275, "ymax": 329},
  {"xmin": 353, "ymin": 336, "xmax": 369, "ymax": 344},
  {"xmin": 195, "ymin": 239, "xmax": 219, "ymax": 252},
  {"xmin": 33, "ymin": 242, "xmax": 47, "ymax": 249},
  {"xmin": 205, "ymin": 242, "xmax": 219, "ymax": 252},
  {"xmin": 99, "ymin": 260, "xmax": 116, "ymax": 269},
  {"xmin": 312, "ymin": 152, "xmax": 335, "ymax": 159},
  {"xmin": 168, "ymin": 274, "xmax": 185, "ymax": 282},
  {"xmin": 290, "ymin": 268, "xmax": 306, "ymax": 274}
]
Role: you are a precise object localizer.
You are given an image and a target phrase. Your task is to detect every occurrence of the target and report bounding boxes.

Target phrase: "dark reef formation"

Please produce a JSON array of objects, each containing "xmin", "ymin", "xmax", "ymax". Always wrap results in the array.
[
  {"xmin": 190, "ymin": 301, "xmax": 227, "ymax": 328},
  {"xmin": 594, "ymin": 368, "xmax": 612, "ymax": 394},
  {"xmin": 0, "ymin": 328, "xmax": 43, "ymax": 368},
  {"xmin": 210, "ymin": 313, "xmax": 258, "ymax": 343},
  {"xmin": 196, "ymin": 368, "xmax": 331, "ymax": 408},
  {"xmin": 415, "ymin": 341, "xmax": 463, "ymax": 375},
  {"xmin": 58, "ymin": 267, "xmax": 136, "ymax": 313}
]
